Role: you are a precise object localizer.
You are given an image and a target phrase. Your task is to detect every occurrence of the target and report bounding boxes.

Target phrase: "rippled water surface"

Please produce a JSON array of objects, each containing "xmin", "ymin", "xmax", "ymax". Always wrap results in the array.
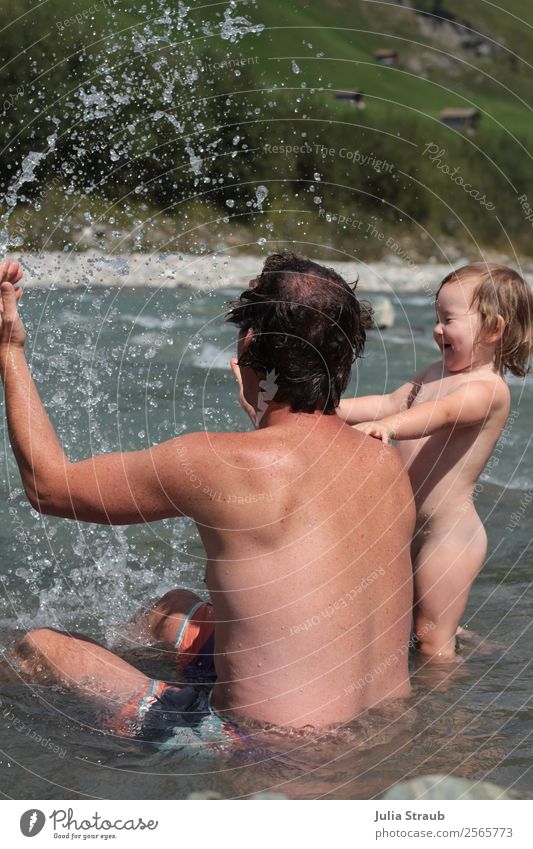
[{"xmin": 0, "ymin": 285, "xmax": 531, "ymax": 799}]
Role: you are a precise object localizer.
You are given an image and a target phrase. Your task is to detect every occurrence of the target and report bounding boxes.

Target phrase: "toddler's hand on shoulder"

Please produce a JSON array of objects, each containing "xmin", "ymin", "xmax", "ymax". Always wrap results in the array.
[{"xmin": 354, "ymin": 420, "xmax": 393, "ymax": 444}]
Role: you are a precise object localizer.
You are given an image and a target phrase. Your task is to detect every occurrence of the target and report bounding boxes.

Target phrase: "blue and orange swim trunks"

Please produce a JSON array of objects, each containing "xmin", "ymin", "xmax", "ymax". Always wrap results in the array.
[
  {"xmin": 174, "ymin": 600, "xmax": 216, "ymax": 679},
  {"xmin": 116, "ymin": 600, "xmax": 244, "ymax": 745}
]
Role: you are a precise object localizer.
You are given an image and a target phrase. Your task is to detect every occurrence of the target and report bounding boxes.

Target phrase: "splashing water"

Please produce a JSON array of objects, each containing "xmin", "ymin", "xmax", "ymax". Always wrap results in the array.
[
  {"xmin": 255, "ymin": 184, "xmax": 269, "ymax": 209},
  {"xmin": 0, "ymin": 1, "xmax": 274, "ymax": 641},
  {"xmin": 220, "ymin": 1, "xmax": 265, "ymax": 42},
  {"xmin": 185, "ymin": 142, "xmax": 203, "ymax": 177},
  {"xmin": 0, "ymin": 1, "xmax": 265, "ymax": 256},
  {"xmin": 0, "ymin": 131, "xmax": 58, "ymax": 254}
]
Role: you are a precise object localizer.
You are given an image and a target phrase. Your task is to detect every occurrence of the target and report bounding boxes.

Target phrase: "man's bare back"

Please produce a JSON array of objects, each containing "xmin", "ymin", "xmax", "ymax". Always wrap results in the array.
[{"xmin": 188, "ymin": 411, "xmax": 414, "ymax": 727}]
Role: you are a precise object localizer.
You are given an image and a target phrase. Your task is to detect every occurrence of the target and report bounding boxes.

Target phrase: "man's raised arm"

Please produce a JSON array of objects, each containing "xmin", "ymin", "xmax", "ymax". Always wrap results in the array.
[{"xmin": 0, "ymin": 271, "xmax": 210, "ymax": 525}]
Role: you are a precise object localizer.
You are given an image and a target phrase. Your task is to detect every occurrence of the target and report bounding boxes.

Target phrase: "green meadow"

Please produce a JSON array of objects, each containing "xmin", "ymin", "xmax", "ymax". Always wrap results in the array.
[{"xmin": 1, "ymin": 0, "xmax": 531, "ymax": 257}]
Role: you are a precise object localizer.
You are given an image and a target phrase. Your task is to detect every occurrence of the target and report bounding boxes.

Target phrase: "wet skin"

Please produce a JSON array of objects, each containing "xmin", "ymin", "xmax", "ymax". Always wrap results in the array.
[{"xmin": 0, "ymin": 264, "xmax": 414, "ymax": 730}]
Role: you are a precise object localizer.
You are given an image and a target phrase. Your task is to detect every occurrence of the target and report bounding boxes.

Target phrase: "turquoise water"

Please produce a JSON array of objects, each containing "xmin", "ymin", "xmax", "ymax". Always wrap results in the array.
[{"xmin": 0, "ymin": 284, "xmax": 531, "ymax": 799}]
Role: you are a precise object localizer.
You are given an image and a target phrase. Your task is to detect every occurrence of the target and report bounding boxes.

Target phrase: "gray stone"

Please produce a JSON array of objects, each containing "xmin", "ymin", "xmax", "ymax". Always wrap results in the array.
[
  {"xmin": 249, "ymin": 791, "xmax": 289, "ymax": 800},
  {"xmin": 369, "ymin": 296, "xmax": 394, "ymax": 329},
  {"xmin": 381, "ymin": 774, "xmax": 519, "ymax": 800},
  {"xmin": 187, "ymin": 790, "xmax": 225, "ymax": 800}
]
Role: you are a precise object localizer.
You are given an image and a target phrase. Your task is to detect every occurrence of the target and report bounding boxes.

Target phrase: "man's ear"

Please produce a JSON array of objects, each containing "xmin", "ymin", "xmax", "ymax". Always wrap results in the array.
[{"xmin": 241, "ymin": 327, "xmax": 254, "ymax": 353}]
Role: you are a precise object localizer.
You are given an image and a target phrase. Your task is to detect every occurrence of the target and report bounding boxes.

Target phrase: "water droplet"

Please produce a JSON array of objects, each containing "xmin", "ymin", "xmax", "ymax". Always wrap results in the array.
[{"xmin": 255, "ymin": 185, "xmax": 269, "ymax": 209}]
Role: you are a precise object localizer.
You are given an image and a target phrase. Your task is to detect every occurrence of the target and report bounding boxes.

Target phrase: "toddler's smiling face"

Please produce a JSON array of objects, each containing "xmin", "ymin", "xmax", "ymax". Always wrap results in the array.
[{"xmin": 434, "ymin": 279, "xmax": 482, "ymax": 372}]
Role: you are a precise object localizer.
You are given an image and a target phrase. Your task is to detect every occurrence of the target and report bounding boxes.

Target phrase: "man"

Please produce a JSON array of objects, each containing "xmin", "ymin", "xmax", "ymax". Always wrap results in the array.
[{"xmin": 0, "ymin": 252, "xmax": 414, "ymax": 740}]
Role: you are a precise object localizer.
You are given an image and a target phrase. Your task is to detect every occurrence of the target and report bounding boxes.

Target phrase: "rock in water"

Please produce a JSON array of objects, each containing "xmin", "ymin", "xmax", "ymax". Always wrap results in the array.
[
  {"xmin": 370, "ymin": 296, "xmax": 394, "ymax": 329},
  {"xmin": 187, "ymin": 790, "xmax": 225, "ymax": 799},
  {"xmin": 381, "ymin": 774, "xmax": 519, "ymax": 800}
]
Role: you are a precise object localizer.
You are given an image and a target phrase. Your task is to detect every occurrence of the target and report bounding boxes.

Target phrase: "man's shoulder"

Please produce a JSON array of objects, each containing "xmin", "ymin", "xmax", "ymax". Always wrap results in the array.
[
  {"xmin": 174, "ymin": 429, "xmax": 261, "ymax": 467},
  {"xmin": 365, "ymin": 441, "xmax": 415, "ymax": 528},
  {"xmin": 349, "ymin": 427, "xmax": 409, "ymax": 480},
  {"xmin": 373, "ymin": 440, "xmax": 409, "ymax": 476}
]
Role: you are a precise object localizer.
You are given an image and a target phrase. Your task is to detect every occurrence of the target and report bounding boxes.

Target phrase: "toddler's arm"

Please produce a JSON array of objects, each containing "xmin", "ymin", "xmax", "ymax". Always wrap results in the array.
[
  {"xmin": 355, "ymin": 381, "xmax": 501, "ymax": 443},
  {"xmin": 338, "ymin": 368, "xmax": 427, "ymax": 426}
]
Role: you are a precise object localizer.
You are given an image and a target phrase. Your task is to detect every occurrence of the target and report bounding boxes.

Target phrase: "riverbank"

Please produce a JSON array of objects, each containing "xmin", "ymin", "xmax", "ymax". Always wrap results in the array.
[{"xmin": 17, "ymin": 251, "xmax": 533, "ymax": 294}]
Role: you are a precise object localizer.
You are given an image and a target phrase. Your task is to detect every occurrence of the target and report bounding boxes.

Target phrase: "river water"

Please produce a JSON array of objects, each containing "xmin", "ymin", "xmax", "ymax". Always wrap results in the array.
[{"xmin": 0, "ymin": 282, "xmax": 531, "ymax": 799}]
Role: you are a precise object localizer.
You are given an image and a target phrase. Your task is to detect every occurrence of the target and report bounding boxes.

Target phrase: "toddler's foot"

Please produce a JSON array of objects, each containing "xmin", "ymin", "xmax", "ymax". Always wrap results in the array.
[
  {"xmin": 412, "ymin": 628, "xmax": 460, "ymax": 662},
  {"xmin": 455, "ymin": 626, "xmax": 502, "ymax": 656}
]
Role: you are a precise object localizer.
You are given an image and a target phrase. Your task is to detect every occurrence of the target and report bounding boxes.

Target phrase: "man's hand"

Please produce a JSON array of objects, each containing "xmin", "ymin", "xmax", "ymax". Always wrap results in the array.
[
  {"xmin": 354, "ymin": 420, "xmax": 394, "ymax": 444},
  {"xmin": 0, "ymin": 260, "xmax": 25, "ymax": 349},
  {"xmin": 230, "ymin": 357, "xmax": 257, "ymax": 425}
]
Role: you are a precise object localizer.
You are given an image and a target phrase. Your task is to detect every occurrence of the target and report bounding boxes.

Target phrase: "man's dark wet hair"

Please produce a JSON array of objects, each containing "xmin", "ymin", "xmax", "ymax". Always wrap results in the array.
[{"xmin": 226, "ymin": 251, "xmax": 372, "ymax": 414}]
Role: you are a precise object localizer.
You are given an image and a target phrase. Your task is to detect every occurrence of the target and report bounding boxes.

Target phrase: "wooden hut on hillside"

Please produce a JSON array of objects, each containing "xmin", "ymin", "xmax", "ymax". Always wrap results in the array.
[
  {"xmin": 374, "ymin": 49, "xmax": 398, "ymax": 66},
  {"xmin": 441, "ymin": 108, "xmax": 481, "ymax": 132},
  {"xmin": 333, "ymin": 90, "xmax": 365, "ymax": 108}
]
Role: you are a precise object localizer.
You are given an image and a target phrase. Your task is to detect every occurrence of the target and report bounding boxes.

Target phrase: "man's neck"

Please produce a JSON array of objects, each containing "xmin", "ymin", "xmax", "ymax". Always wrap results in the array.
[{"xmin": 256, "ymin": 403, "xmax": 331, "ymax": 429}]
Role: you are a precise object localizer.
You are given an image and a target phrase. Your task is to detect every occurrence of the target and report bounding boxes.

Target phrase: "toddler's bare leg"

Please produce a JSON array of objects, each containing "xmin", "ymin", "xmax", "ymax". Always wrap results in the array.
[{"xmin": 413, "ymin": 512, "xmax": 487, "ymax": 659}]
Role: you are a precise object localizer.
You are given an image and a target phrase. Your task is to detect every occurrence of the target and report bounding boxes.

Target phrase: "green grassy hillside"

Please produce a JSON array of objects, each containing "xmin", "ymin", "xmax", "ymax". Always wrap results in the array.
[
  {"xmin": 1, "ymin": 0, "xmax": 531, "ymax": 257},
  {"xmin": 232, "ymin": 0, "xmax": 533, "ymax": 140}
]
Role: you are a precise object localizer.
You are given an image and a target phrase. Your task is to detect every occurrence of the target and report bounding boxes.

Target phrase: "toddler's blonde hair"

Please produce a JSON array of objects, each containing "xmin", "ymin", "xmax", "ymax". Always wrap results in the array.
[{"xmin": 437, "ymin": 262, "xmax": 533, "ymax": 377}]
